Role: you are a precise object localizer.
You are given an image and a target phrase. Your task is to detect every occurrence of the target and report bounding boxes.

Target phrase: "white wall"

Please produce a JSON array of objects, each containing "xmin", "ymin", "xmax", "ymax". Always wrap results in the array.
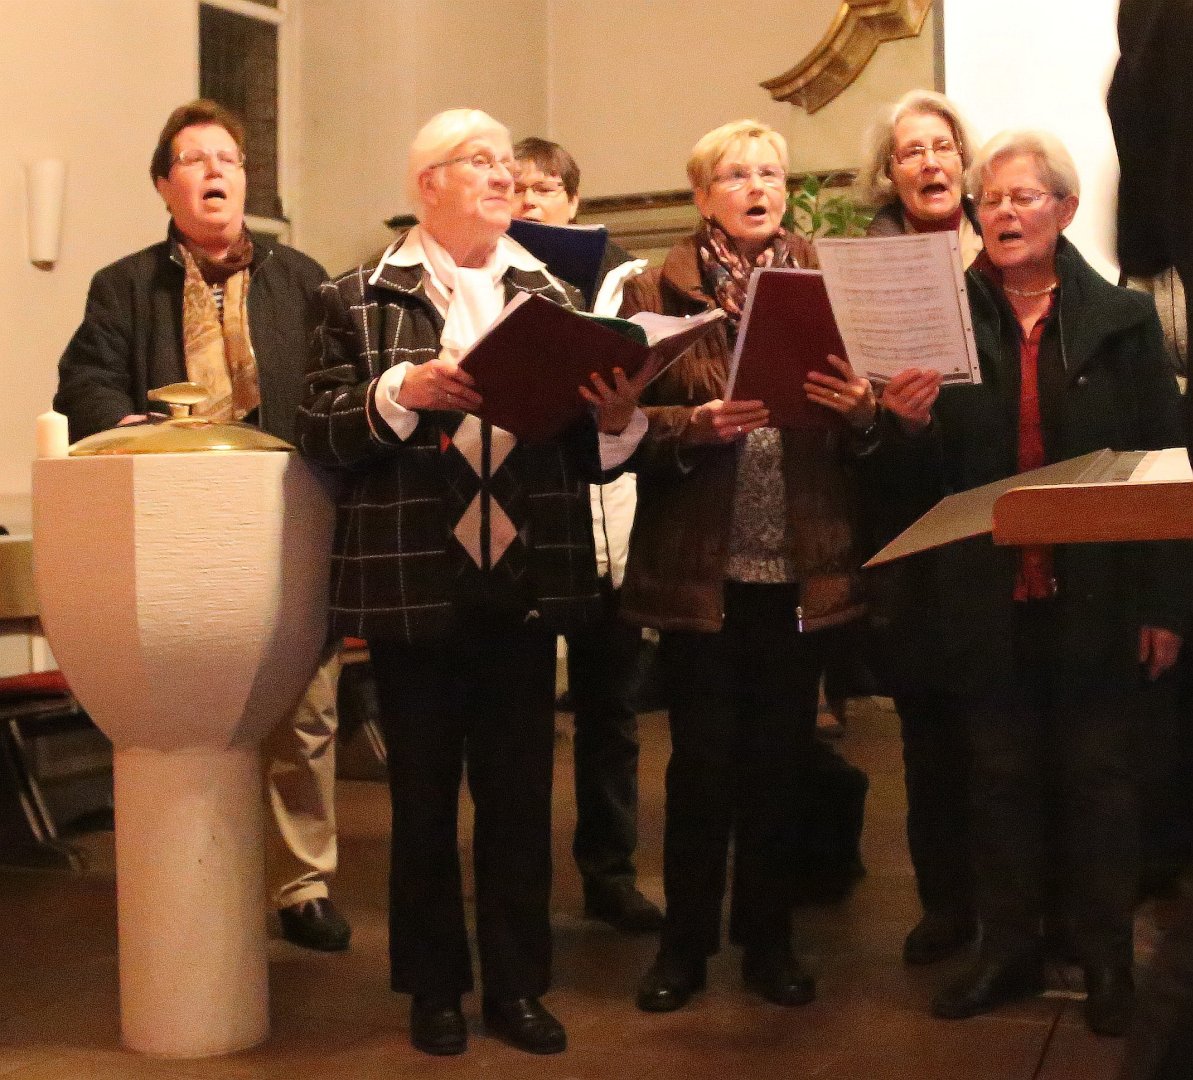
[
  {"xmin": 942, "ymin": 0, "xmax": 1121, "ymax": 281},
  {"xmin": 295, "ymin": 0, "xmax": 549, "ymax": 275},
  {"xmin": 546, "ymin": 0, "xmax": 936, "ymax": 193},
  {"xmin": 0, "ymin": 0, "xmax": 195, "ymax": 523}
]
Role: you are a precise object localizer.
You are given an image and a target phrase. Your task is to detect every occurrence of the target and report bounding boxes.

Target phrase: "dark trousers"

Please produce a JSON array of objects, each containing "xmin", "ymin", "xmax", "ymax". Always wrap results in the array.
[
  {"xmin": 658, "ymin": 582, "xmax": 825, "ymax": 958},
  {"xmin": 961, "ymin": 601, "xmax": 1139, "ymax": 967},
  {"xmin": 369, "ymin": 614, "xmax": 557, "ymax": 999},
  {"xmin": 895, "ymin": 689, "xmax": 974, "ymax": 920},
  {"xmin": 565, "ymin": 578, "xmax": 642, "ymax": 894}
]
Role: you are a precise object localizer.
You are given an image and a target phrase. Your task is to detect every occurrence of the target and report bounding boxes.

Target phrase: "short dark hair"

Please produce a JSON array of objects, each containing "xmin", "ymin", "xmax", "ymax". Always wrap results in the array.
[
  {"xmin": 512, "ymin": 137, "xmax": 581, "ymax": 198},
  {"xmin": 150, "ymin": 99, "xmax": 247, "ymax": 184}
]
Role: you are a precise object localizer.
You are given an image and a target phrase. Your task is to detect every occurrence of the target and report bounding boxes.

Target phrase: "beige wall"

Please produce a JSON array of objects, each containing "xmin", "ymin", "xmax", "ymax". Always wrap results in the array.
[
  {"xmin": 546, "ymin": 0, "xmax": 936, "ymax": 195},
  {"xmin": 0, "ymin": 0, "xmax": 935, "ymax": 514},
  {"xmin": 295, "ymin": 0, "xmax": 550, "ymax": 275},
  {"xmin": 0, "ymin": 0, "xmax": 195, "ymax": 522}
]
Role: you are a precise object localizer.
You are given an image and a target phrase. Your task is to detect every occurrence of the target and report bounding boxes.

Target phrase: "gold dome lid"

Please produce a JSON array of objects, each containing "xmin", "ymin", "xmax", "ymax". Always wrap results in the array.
[{"xmin": 69, "ymin": 383, "xmax": 294, "ymax": 456}]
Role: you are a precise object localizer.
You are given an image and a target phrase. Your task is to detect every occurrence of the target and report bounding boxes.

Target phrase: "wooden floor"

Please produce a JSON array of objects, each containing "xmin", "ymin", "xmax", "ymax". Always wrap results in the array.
[{"xmin": 0, "ymin": 696, "xmax": 1167, "ymax": 1079}]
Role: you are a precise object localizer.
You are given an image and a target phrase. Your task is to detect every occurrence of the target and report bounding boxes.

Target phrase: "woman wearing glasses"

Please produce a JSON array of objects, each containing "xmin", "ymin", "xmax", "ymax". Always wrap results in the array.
[
  {"xmin": 855, "ymin": 90, "xmax": 983, "ymax": 969},
  {"xmin": 882, "ymin": 131, "xmax": 1186, "ymax": 1036},
  {"xmin": 298, "ymin": 109, "xmax": 645, "ymax": 1058},
  {"xmin": 618, "ymin": 119, "xmax": 875, "ymax": 1013}
]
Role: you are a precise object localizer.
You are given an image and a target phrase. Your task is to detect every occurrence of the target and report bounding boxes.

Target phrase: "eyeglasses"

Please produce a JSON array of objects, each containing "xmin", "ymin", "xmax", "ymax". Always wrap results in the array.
[
  {"xmin": 977, "ymin": 188, "xmax": 1058, "ymax": 211},
  {"xmin": 709, "ymin": 165, "xmax": 787, "ymax": 191},
  {"xmin": 427, "ymin": 151, "xmax": 517, "ymax": 176},
  {"xmin": 891, "ymin": 139, "xmax": 960, "ymax": 166},
  {"xmin": 514, "ymin": 179, "xmax": 568, "ymax": 198},
  {"xmin": 172, "ymin": 148, "xmax": 246, "ymax": 171}
]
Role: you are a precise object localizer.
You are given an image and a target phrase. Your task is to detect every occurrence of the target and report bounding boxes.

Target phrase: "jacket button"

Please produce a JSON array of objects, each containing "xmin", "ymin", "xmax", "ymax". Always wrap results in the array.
[{"xmin": 1075, "ymin": 375, "xmax": 1089, "ymax": 387}]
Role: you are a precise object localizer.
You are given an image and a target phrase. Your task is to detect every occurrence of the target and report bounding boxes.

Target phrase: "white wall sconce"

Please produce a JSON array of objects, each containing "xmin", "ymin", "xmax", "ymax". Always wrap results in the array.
[{"xmin": 26, "ymin": 159, "xmax": 66, "ymax": 271}]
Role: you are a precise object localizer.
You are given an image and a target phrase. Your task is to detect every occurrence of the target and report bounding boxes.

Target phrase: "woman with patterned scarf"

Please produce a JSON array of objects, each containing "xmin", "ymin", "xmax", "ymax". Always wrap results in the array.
[{"xmin": 619, "ymin": 119, "xmax": 878, "ymax": 1013}]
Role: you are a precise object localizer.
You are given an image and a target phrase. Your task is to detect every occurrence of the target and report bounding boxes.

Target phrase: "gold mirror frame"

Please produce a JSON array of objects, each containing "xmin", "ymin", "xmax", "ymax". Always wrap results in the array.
[{"xmin": 762, "ymin": 0, "xmax": 932, "ymax": 114}]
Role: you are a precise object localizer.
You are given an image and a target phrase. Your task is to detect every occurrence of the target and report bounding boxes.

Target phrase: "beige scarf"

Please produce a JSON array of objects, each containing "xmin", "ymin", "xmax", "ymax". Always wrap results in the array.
[{"xmin": 178, "ymin": 242, "xmax": 259, "ymax": 420}]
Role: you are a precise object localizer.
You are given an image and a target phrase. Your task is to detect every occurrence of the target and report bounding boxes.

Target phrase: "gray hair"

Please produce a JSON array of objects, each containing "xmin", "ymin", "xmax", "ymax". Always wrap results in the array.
[
  {"xmin": 686, "ymin": 119, "xmax": 788, "ymax": 194},
  {"xmin": 967, "ymin": 129, "xmax": 1081, "ymax": 201},
  {"xmin": 406, "ymin": 108, "xmax": 509, "ymax": 212},
  {"xmin": 857, "ymin": 89, "xmax": 978, "ymax": 207}
]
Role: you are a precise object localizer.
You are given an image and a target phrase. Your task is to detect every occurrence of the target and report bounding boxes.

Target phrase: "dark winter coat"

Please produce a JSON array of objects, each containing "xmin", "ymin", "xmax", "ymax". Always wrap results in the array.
[
  {"xmin": 875, "ymin": 236, "xmax": 1189, "ymax": 698},
  {"xmin": 54, "ymin": 230, "xmax": 326, "ymax": 444}
]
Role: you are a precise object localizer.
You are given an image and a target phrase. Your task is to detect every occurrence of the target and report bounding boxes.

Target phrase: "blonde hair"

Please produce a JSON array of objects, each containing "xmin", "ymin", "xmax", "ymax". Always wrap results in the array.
[
  {"xmin": 406, "ymin": 108, "xmax": 510, "ymax": 211},
  {"xmin": 858, "ymin": 90, "xmax": 977, "ymax": 207},
  {"xmin": 686, "ymin": 120, "xmax": 788, "ymax": 194},
  {"xmin": 967, "ymin": 129, "xmax": 1081, "ymax": 201}
]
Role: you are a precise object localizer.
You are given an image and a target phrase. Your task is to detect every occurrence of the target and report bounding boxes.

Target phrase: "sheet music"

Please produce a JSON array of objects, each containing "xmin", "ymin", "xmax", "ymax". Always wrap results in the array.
[{"xmin": 815, "ymin": 233, "xmax": 981, "ymax": 385}]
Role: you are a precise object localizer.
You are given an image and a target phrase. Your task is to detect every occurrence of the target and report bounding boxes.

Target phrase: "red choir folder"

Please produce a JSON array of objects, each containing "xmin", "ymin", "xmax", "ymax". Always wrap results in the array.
[
  {"xmin": 459, "ymin": 292, "xmax": 724, "ymax": 444},
  {"xmin": 726, "ymin": 267, "xmax": 847, "ymax": 430}
]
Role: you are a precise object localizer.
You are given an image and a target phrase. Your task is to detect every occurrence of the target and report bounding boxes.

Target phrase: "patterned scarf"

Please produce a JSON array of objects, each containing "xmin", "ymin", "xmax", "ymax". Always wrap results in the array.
[
  {"xmin": 177, "ymin": 228, "xmax": 259, "ymax": 421},
  {"xmin": 696, "ymin": 218, "xmax": 801, "ymax": 326}
]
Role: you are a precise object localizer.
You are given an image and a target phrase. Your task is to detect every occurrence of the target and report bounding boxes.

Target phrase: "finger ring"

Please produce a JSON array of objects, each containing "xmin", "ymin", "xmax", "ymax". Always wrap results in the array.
[
  {"xmin": 832, "ymin": 391, "xmax": 840, "ymax": 401},
  {"xmin": 736, "ymin": 425, "xmax": 743, "ymax": 435}
]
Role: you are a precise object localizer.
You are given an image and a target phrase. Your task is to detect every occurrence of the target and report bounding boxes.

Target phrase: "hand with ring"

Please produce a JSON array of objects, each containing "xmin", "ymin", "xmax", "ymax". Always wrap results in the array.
[
  {"xmin": 805, "ymin": 354, "xmax": 877, "ymax": 430},
  {"xmin": 395, "ymin": 357, "xmax": 482, "ymax": 413},
  {"xmin": 685, "ymin": 398, "xmax": 769, "ymax": 446}
]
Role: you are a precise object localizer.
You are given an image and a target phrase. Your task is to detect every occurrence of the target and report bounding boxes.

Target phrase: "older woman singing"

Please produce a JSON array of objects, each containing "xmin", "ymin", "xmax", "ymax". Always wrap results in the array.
[
  {"xmin": 857, "ymin": 89, "xmax": 983, "ymax": 967},
  {"xmin": 619, "ymin": 119, "xmax": 876, "ymax": 1013},
  {"xmin": 297, "ymin": 109, "xmax": 644, "ymax": 1057},
  {"xmin": 882, "ymin": 131, "xmax": 1186, "ymax": 1037}
]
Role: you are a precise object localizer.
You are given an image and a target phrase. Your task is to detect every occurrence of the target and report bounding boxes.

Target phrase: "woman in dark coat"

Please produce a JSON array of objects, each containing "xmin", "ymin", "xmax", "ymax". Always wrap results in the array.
[
  {"xmin": 857, "ymin": 89, "xmax": 983, "ymax": 967},
  {"xmin": 881, "ymin": 130, "xmax": 1187, "ymax": 1038}
]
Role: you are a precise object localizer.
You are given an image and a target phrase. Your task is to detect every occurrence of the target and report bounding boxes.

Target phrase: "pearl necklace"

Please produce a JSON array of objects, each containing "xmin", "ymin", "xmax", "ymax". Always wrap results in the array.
[{"xmin": 1003, "ymin": 281, "xmax": 1058, "ymax": 298}]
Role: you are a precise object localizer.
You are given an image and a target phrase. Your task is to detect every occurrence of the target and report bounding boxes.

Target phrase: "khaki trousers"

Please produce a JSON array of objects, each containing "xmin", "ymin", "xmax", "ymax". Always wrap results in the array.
[{"xmin": 263, "ymin": 642, "xmax": 342, "ymax": 908}]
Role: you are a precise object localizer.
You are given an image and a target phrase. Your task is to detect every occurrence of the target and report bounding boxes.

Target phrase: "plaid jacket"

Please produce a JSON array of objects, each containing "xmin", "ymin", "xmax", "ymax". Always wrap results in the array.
[{"xmin": 296, "ymin": 255, "xmax": 604, "ymax": 643}]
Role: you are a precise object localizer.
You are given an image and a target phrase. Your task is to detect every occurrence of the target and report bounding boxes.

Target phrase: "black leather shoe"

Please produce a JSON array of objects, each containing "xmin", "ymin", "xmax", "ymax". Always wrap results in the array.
[
  {"xmin": 277, "ymin": 897, "xmax": 351, "ymax": 951},
  {"xmin": 584, "ymin": 883, "xmax": 664, "ymax": 935},
  {"xmin": 932, "ymin": 954, "xmax": 1045, "ymax": 1019},
  {"xmin": 636, "ymin": 950, "xmax": 707, "ymax": 1012},
  {"xmin": 481, "ymin": 996, "xmax": 566, "ymax": 1054},
  {"xmin": 742, "ymin": 946, "xmax": 816, "ymax": 1007},
  {"xmin": 410, "ymin": 995, "xmax": 466, "ymax": 1056},
  {"xmin": 903, "ymin": 912, "xmax": 979, "ymax": 966},
  {"xmin": 1084, "ymin": 966, "xmax": 1134, "ymax": 1037}
]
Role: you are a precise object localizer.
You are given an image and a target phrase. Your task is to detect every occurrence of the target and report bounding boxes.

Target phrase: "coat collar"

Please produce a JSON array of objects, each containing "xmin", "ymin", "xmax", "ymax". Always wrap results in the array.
[
  {"xmin": 659, "ymin": 234, "xmax": 716, "ymax": 311},
  {"xmin": 968, "ymin": 234, "xmax": 1154, "ymax": 376},
  {"xmin": 165, "ymin": 224, "xmax": 275, "ymax": 273}
]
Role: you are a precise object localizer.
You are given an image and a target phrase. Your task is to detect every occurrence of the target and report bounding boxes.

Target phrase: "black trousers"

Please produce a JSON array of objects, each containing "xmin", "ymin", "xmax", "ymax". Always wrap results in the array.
[
  {"xmin": 565, "ymin": 578, "xmax": 642, "ymax": 894},
  {"xmin": 369, "ymin": 613, "xmax": 557, "ymax": 999},
  {"xmin": 894, "ymin": 689, "xmax": 974, "ymax": 920},
  {"xmin": 657, "ymin": 582, "xmax": 825, "ymax": 957},
  {"xmin": 961, "ymin": 601, "xmax": 1139, "ymax": 968}
]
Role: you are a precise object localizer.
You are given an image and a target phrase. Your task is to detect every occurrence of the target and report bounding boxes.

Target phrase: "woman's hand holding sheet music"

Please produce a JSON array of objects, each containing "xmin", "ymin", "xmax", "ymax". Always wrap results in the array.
[
  {"xmin": 877, "ymin": 367, "xmax": 942, "ymax": 435},
  {"xmin": 684, "ymin": 398, "xmax": 769, "ymax": 446},
  {"xmin": 804, "ymin": 354, "xmax": 878, "ymax": 430}
]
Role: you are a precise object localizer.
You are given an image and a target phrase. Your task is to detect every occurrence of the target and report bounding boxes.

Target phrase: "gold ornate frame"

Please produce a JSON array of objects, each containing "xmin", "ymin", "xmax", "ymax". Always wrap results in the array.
[{"xmin": 761, "ymin": 0, "xmax": 932, "ymax": 114}]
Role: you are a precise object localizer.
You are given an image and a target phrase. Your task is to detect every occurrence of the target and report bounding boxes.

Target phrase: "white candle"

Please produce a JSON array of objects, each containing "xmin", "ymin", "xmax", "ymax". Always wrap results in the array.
[{"xmin": 36, "ymin": 410, "xmax": 69, "ymax": 458}]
